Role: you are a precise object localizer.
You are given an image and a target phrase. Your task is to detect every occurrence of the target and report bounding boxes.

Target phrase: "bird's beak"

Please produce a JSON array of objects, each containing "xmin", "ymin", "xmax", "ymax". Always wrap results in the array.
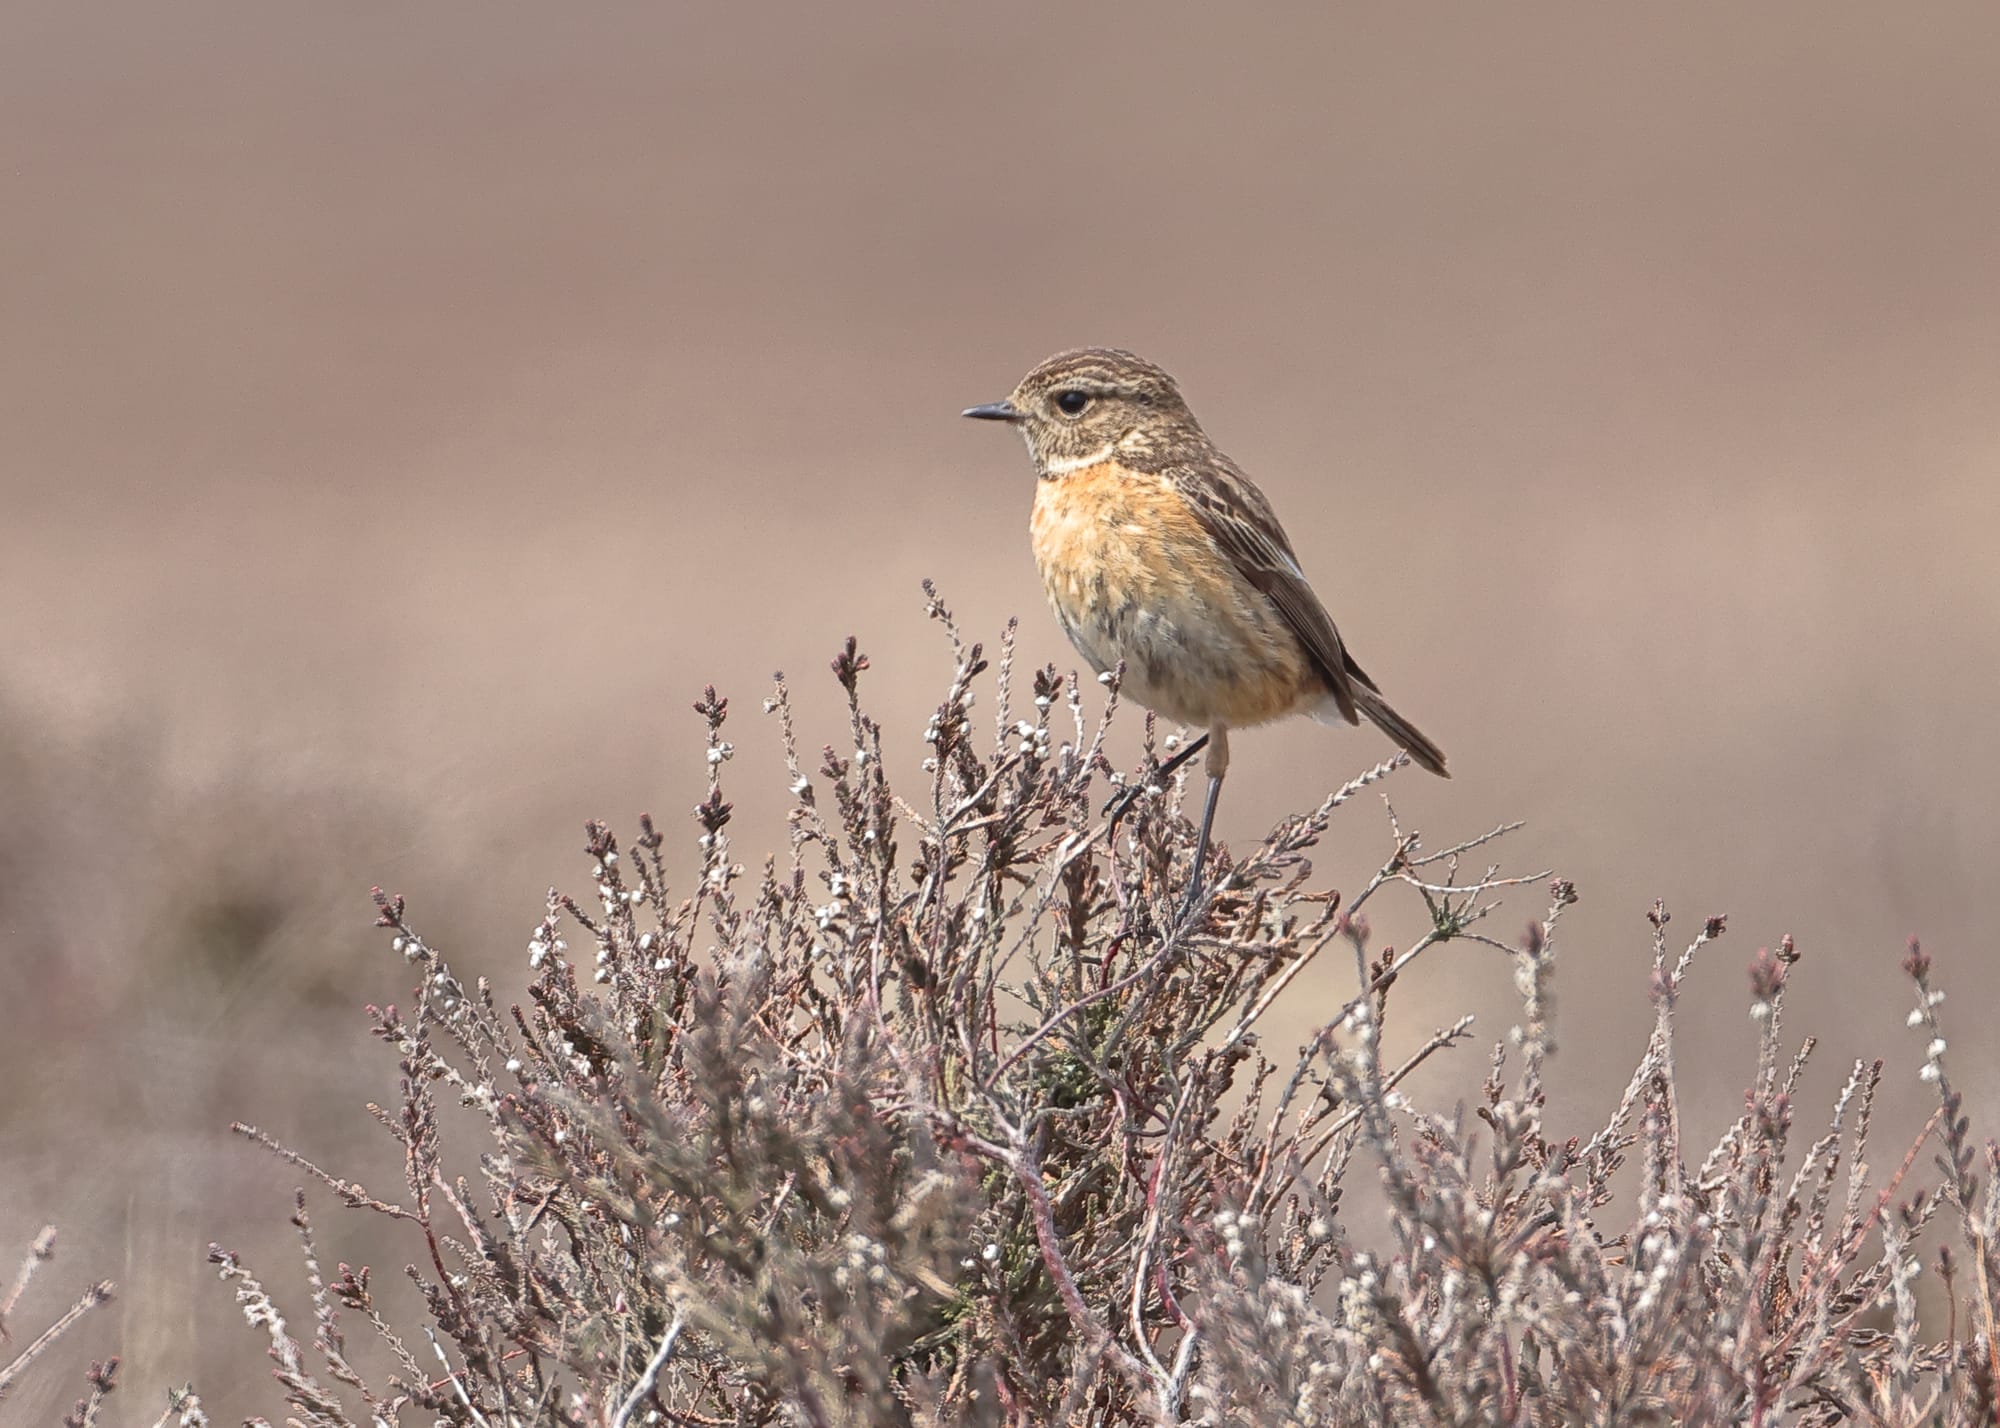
[{"xmin": 961, "ymin": 400, "xmax": 1023, "ymax": 423}]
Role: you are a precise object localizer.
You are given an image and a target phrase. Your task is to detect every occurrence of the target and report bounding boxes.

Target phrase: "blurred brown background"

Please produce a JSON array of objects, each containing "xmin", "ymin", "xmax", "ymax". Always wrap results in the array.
[{"xmin": 4, "ymin": 1, "xmax": 1998, "ymax": 1415}]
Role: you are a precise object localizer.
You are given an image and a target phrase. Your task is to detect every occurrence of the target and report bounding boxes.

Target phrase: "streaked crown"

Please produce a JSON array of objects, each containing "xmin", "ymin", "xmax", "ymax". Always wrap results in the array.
[{"xmin": 964, "ymin": 347, "xmax": 1207, "ymax": 474}]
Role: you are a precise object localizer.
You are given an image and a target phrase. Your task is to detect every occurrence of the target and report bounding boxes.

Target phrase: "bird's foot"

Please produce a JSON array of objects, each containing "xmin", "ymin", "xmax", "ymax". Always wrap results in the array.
[
  {"xmin": 1101, "ymin": 734, "xmax": 1210, "ymax": 823},
  {"xmin": 1174, "ymin": 872, "xmax": 1210, "ymax": 929}
]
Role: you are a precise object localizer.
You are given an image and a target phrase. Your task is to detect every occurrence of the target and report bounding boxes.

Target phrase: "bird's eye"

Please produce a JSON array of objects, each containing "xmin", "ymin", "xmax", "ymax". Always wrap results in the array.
[{"xmin": 1054, "ymin": 390, "xmax": 1091, "ymax": 417}]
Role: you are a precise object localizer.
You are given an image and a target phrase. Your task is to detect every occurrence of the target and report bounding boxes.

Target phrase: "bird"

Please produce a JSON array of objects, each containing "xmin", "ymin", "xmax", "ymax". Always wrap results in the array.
[{"xmin": 963, "ymin": 347, "xmax": 1448, "ymax": 920}]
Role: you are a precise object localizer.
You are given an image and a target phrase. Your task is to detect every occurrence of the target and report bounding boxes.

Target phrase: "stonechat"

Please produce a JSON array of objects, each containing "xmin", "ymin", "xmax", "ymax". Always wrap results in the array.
[{"xmin": 964, "ymin": 347, "xmax": 1448, "ymax": 914}]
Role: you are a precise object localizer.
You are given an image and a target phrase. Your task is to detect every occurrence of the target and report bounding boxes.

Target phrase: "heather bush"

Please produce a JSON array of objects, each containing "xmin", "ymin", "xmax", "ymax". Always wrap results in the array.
[{"xmin": 12, "ymin": 594, "xmax": 1995, "ymax": 1425}]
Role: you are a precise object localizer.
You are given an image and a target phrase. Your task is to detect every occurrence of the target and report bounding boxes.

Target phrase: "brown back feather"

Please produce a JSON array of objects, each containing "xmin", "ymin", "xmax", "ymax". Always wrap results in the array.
[
  {"xmin": 1168, "ymin": 453, "xmax": 1451, "ymax": 776},
  {"xmin": 1167, "ymin": 455, "xmax": 1364, "ymax": 726}
]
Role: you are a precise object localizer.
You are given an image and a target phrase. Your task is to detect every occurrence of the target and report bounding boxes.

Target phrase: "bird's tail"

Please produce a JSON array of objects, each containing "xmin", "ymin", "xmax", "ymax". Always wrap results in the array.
[{"xmin": 1352, "ymin": 686, "xmax": 1451, "ymax": 778}]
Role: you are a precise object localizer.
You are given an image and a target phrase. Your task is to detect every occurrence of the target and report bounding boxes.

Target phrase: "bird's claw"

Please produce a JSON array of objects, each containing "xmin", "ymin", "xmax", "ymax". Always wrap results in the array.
[
  {"xmin": 1100, "ymin": 734, "xmax": 1210, "ymax": 825},
  {"xmin": 1174, "ymin": 875, "xmax": 1211, "ymax": 929}
]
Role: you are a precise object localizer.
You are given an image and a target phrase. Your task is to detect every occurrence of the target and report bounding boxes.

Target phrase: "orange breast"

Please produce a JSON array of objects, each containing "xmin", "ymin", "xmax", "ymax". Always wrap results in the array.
[{"xmin": 1029, "ymin": 462, "xmax": 1318, "ymax": 729}]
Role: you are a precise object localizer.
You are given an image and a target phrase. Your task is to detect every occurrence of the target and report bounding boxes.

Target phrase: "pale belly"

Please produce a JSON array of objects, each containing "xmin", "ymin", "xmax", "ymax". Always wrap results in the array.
[{"xmin": 1030, "ymin": 468, "xmax": 1320, "ymax": 729}]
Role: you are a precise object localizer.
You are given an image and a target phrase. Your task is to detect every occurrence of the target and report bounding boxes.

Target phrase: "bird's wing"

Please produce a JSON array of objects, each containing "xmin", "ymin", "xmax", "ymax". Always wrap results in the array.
[{"xmin": 1167, "ymin": 457, "xmax": 1371, "ymax": 726}]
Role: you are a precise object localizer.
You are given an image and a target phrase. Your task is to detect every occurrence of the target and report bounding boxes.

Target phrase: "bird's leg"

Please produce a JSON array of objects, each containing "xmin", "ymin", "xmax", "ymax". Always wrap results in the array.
[
  {"xmin": 1176, "ymin": 724, "xmax": 1230, "ymax": 925},
  {"xmin": 1101, "ymin": 732, "xmax": 1210, "ymax": 823}
]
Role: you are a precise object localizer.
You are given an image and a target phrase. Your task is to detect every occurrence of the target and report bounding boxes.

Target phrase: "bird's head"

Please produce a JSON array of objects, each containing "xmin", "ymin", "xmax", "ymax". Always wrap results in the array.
[{"xmin": 963, "ymin": 347, "xmax": 1201, "ymax": 474}]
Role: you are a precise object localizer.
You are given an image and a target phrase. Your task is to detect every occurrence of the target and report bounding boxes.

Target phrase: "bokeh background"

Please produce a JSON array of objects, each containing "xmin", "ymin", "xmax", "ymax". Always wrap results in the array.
[{"xmin": 5, "ymin": 2, "xmax": 1999, "ymax": 1415}]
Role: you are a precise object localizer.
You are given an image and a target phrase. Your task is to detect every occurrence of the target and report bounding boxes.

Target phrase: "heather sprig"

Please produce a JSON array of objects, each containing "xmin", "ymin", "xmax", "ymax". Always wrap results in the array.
[{"xmin": 138, "ymin": 600, "xmax": 1986, "ymax": 1426}]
